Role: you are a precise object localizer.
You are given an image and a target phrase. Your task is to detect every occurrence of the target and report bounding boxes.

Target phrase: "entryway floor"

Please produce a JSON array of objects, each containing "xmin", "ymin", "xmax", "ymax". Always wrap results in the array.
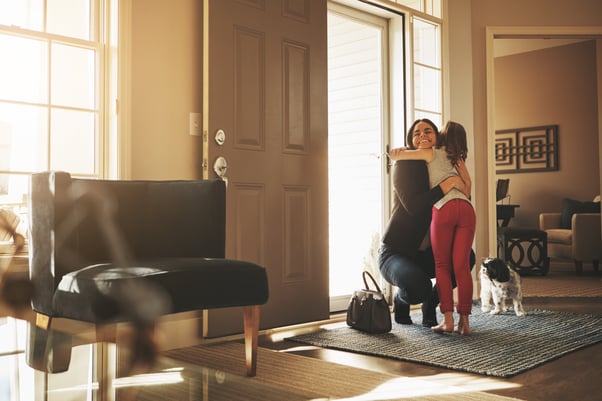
[{"xmin": 262, "ymin": 262, "xmax": 602, "ymax": 401}]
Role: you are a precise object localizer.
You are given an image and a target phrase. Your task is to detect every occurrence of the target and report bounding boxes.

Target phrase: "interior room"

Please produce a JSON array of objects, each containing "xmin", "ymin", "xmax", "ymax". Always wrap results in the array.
[{"xmin": 1, "ymin": 0, "xmax": 601, "ymax": 400}]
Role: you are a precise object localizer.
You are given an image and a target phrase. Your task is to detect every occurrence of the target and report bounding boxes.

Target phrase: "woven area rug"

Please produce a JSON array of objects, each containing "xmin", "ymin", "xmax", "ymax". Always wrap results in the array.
[
  {"xmin": 164, "ymin": 342, "xmax": 523, "ymax": 401},
  {"xmin": 287, "ymin": 307, "xmax": 602, "ymax": 378}
]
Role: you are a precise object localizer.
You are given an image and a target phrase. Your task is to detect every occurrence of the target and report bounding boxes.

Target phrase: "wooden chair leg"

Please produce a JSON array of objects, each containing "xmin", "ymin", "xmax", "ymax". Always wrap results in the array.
[
  {"xmin": 28, "ymin": 314, "xmax": 72, "ymax": 373},
  {"xmin": 35, "ymin": 312, "xmax": 51, "ymax": 330},
  {"xmin": 243, "ymin": 305, "xmax": 259, "ymax": 377}
]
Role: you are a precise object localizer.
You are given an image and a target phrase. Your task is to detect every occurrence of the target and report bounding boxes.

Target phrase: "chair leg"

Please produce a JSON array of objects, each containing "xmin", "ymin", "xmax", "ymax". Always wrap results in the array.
[
  {"xmin": 28, "ymin": 314, "xmax": 72, "ymax": 373},
  {"xmin": 35, "ymin": 312, "xmax": 51, "ymax": 330},
  {"xmin": 243, "ymin": 305, "xmax": 260, "ymax": 377},
  {"xmin": 574, "ymin": 260, "xmax": 583, "ymax": 275}
]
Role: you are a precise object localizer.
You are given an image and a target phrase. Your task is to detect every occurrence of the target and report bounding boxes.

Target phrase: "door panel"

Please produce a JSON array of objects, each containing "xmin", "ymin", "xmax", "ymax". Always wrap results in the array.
[{"xmin": 203, "ymin": 0, "xmax": 329, "ymax": 336}]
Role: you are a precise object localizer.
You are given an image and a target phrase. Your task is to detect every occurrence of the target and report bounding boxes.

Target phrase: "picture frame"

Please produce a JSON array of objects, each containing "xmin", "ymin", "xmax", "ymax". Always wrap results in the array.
[{"xmin": 495, "ymin": 125, "xmax": 558, "ymax": 174}]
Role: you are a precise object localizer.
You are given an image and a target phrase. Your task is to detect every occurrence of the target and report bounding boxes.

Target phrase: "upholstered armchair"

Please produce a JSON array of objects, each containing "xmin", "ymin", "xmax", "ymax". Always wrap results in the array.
[
  {"xmin": 539, "ymin": 197, "xmax": 601, "ymax": 274},
  {"xmin": 27, "ymin": 171, "xmax": 269, "ymax": 375}
]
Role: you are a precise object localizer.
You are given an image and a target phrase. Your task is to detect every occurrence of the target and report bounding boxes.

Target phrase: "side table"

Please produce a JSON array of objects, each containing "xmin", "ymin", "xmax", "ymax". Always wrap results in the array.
[{"xmin": 497, "ymin": 226, "xmax": 549, "ymax": 275}]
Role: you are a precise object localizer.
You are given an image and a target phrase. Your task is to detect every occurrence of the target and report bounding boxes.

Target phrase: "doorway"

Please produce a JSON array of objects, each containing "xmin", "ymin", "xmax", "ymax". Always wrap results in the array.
[
  {"xmin": 485, "ymin": 28, "xmax": 602, "ymax": 256},
  {"xmin": 327, "ymin": 4, "xmax": 391, "ymax": 311}
]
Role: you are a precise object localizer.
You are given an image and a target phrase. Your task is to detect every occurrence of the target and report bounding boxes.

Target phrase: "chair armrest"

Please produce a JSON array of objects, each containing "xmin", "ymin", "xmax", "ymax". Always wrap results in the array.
[
  {"xmin": 540, "ymin": 213, "xmax": 561, "ymax": 230},
  {"xmin": 572, "ymin": 213, "xmax": 601, "ymax": 260}
]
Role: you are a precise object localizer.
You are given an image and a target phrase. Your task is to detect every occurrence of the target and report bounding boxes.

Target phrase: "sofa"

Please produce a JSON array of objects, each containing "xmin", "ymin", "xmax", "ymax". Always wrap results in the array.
[
  {"xmin": 539, "ymin": 196, "xmax": 601, "ymax": 274},
  {"xmin": 27, "ymin": 171, "xmax": 269, "ymax": 375}
]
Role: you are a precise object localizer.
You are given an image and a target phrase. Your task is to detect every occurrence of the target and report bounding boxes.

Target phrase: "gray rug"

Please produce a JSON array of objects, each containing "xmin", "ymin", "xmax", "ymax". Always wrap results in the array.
[{"xmin": 287, "ymin": 307, "xmax": 602, "ymax": 378}]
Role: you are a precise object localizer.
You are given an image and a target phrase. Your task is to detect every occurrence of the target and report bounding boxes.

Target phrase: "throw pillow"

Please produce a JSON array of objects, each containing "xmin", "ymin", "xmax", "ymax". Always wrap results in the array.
[{"xmin": 560, "ymin": 198, "xmax": 601, "ymax": 229}]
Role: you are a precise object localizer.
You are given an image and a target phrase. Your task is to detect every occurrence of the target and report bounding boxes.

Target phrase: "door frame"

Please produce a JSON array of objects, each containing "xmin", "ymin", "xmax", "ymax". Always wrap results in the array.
[{"xmin": 485, "ymin": 26, "xmax": 602, "ymax": 255}]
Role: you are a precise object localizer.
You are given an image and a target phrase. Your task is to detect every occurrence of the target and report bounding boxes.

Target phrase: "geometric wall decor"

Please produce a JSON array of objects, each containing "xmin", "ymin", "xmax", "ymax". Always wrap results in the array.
[{"xmin": 495, "ymin": 125, "xmax": 559, "ymax": 174}]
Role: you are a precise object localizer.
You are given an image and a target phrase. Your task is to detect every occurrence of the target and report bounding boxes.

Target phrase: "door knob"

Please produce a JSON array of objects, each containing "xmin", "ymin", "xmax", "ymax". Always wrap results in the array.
[
  {"xmin": 213, "ymin": 156, "xmax": 228, "ymax": 179},
  {"xmin": 215, "ymin": 129, "xmax": 226, "ymax": 146}
]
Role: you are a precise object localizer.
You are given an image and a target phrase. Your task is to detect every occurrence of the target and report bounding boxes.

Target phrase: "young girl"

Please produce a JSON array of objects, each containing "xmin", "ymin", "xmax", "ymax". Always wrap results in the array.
[{"xmin": 389, "ymin": 121, "xmax": 475, "ymax": 335}]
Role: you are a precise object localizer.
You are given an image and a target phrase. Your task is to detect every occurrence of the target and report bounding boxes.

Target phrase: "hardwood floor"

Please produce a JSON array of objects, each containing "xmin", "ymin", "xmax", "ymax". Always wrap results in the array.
[{"xmin": 261, "ymin": 264, "xmax": 602, "ymax": 401}]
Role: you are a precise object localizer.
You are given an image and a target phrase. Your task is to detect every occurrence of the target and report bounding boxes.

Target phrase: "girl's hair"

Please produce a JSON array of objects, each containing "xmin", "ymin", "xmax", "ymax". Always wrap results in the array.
[
  {"xmin": 405, "ymin": 118, "xmax": 439, "ymax": 150},
  {"xmin": 439, "ymin": 121, "xmax": 468, "ymax": 164}
]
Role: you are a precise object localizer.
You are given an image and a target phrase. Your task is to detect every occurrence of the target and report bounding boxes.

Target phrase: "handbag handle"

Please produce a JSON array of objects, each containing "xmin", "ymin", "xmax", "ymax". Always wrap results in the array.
[{"xmin": 362, "ymin": 271, "xmax": 384, "ymax": 294}]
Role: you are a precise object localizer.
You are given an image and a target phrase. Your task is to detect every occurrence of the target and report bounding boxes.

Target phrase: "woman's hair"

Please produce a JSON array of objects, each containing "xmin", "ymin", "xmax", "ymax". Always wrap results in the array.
[
  {"xmin": 439, "ymin": 120, "xmax": 468, "ymax": 164},
  {"xmin": 405, "ymin": 118, "xmax": 439, "ymax": 150}
]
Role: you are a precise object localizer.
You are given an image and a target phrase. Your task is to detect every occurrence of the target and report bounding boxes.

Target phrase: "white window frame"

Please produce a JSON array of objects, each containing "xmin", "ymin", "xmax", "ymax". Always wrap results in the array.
[{"xmin": 409, "ymin": 13, "xmax": 443, "ymax": 129}]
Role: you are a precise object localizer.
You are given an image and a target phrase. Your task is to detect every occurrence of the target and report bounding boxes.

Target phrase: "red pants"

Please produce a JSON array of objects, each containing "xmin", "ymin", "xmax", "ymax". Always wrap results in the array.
[{"xmin": 430, "ymin": 199, "xmax": 476, "ymax": 315}]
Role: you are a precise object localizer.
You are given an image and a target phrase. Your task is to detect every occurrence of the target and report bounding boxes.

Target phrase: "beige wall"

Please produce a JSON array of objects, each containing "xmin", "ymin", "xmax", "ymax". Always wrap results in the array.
[
  {"xmin": 494, "ymin": 40, "xmax": 599, "ymax": 228},
  {"xmin": 130, "ymin": 0, "xmax": 203, "ymax": 180},
  {"xmin": 447, "ymin": 0, "xmax": 602, "ymax": 260}
]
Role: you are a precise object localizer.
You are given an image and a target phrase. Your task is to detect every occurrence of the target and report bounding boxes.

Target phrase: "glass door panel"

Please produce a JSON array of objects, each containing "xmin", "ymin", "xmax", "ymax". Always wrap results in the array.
[{"xmin": 328, "ymin": 6, "xmax": 388, "ymax": 311}]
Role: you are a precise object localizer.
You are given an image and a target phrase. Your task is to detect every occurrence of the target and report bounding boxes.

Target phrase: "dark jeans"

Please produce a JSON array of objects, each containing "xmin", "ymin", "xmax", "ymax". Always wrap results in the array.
[
  {"xmin": 378, "ymin": 244, "xmax": 476, "ymax": 306},
  {"xmin": 378, "ymin": 245, "xmax": 436, "ymax": 305}
]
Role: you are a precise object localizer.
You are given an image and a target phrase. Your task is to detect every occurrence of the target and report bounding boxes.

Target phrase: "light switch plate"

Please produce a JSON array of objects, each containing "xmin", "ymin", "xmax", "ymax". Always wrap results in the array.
[{"xmin": 189, "ymin": 112, "xmax": 201, "ymax": 136}]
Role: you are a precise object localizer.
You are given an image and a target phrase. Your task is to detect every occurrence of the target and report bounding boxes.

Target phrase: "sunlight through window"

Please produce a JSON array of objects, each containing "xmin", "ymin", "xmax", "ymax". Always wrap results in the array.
[{"xmin": 0, "ymin": 0, "xmax": 114, "ymax": 237}]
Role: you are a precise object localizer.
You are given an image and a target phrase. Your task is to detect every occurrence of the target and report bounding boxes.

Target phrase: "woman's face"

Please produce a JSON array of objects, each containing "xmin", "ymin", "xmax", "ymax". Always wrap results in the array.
[{"xmin": 411, "ymin": 121, "xmax": 437, "ymax": 149}]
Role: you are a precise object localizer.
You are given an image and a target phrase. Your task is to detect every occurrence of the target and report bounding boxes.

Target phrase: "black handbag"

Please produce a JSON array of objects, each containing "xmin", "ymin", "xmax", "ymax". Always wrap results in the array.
[{"xmin": 346, "ymin": 271, "xmax": 392, "ymax": 334}]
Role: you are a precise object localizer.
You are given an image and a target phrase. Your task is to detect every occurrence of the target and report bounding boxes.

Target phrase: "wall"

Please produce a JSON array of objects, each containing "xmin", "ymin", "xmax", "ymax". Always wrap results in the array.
[
  {"xmin": 494, "ymin": 40, "xmax": 599, "ymax": 227},
  {"xmin": 129, "ymin": 0, "xmax": 203, "ymax": 179},
  {"xmin": 446, "ymin": 0, "xmax": 602, "ymax": 259},
  {"xmin": 127, "ymin": 0, "xmax": 204, "ymax": 347}
]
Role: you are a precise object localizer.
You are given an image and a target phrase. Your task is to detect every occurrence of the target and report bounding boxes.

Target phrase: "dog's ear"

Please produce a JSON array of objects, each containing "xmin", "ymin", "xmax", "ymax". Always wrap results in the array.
[
  {"xmin": 495, "ymin": 259, "xmax": 511, "ymax": 282},
  {"xmin": 481, "ymin": 258, "xmax": 496, "ymax": 279}
]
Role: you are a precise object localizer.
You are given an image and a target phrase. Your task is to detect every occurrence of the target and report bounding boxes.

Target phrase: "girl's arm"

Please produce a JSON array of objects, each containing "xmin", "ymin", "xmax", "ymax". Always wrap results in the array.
[
  {"xmin": 455, "ymin": 159, "xmax": 472, "ymax": 199},
  {"xmin": 388, "ymin": 147, "xmax": 433, "ymax": 162}
]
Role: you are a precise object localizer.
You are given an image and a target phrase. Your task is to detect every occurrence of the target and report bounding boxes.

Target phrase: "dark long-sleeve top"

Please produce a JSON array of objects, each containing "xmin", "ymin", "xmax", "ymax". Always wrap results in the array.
[{"xmin": 381, "ymin": 160, "xmax": 444, "ymax": 257}]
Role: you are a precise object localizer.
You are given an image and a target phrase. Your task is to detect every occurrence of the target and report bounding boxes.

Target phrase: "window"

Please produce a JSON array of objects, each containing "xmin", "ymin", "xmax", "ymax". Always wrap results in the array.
[
  {"xmin": 412, "ymin": 16, "xmax": 442, "ymax": 128},
  {"xmin": 395, "ymin": 0, "xmax": 441, "ymax": 18},
  {"xmin": 0, "ymin": 0, "xmax": 116, "ymax": 238}
]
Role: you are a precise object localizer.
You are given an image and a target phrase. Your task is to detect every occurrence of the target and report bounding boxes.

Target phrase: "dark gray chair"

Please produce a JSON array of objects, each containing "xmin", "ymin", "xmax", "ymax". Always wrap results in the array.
[{"xmin": 27, "ymin": 171, "xmax": 269, "ymax": 376}]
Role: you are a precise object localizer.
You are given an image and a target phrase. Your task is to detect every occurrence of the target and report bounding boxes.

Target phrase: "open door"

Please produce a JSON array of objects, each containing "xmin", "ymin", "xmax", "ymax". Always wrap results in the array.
[{"xmin": 202, "ymin": 0, "xmax": 329, "ymax": 336}]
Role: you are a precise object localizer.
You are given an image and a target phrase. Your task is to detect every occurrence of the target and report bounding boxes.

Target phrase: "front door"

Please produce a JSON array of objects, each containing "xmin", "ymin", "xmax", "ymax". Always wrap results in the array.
[{"xmin": 202, "ymin": 0, "xmax": 329, "ymax": 336}]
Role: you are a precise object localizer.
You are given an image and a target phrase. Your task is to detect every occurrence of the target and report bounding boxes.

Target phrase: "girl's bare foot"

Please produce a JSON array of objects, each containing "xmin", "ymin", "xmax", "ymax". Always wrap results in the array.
[
  {"xmin": 431, "ymin": 311, "xmax": 454, "ymax": 333},
  {"xmin": 455, "ymin": 315, "xmax": 471, "ymax": 336},
  {"xmin": 432, "ymin": 322, "xmax": 454, "ymax": 333}
]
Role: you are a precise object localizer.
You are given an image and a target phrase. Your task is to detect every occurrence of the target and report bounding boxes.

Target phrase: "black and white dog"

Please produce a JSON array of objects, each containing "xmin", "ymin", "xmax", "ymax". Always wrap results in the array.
[{"xmin": 480, "ymin": 257, "xmax": 526, "ymax": 316}]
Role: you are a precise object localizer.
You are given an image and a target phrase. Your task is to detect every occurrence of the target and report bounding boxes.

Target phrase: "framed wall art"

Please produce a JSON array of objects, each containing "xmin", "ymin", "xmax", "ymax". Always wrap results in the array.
[{"xmin": 495, "ymin": 125, "xmax": 558, "ymax": 174}]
